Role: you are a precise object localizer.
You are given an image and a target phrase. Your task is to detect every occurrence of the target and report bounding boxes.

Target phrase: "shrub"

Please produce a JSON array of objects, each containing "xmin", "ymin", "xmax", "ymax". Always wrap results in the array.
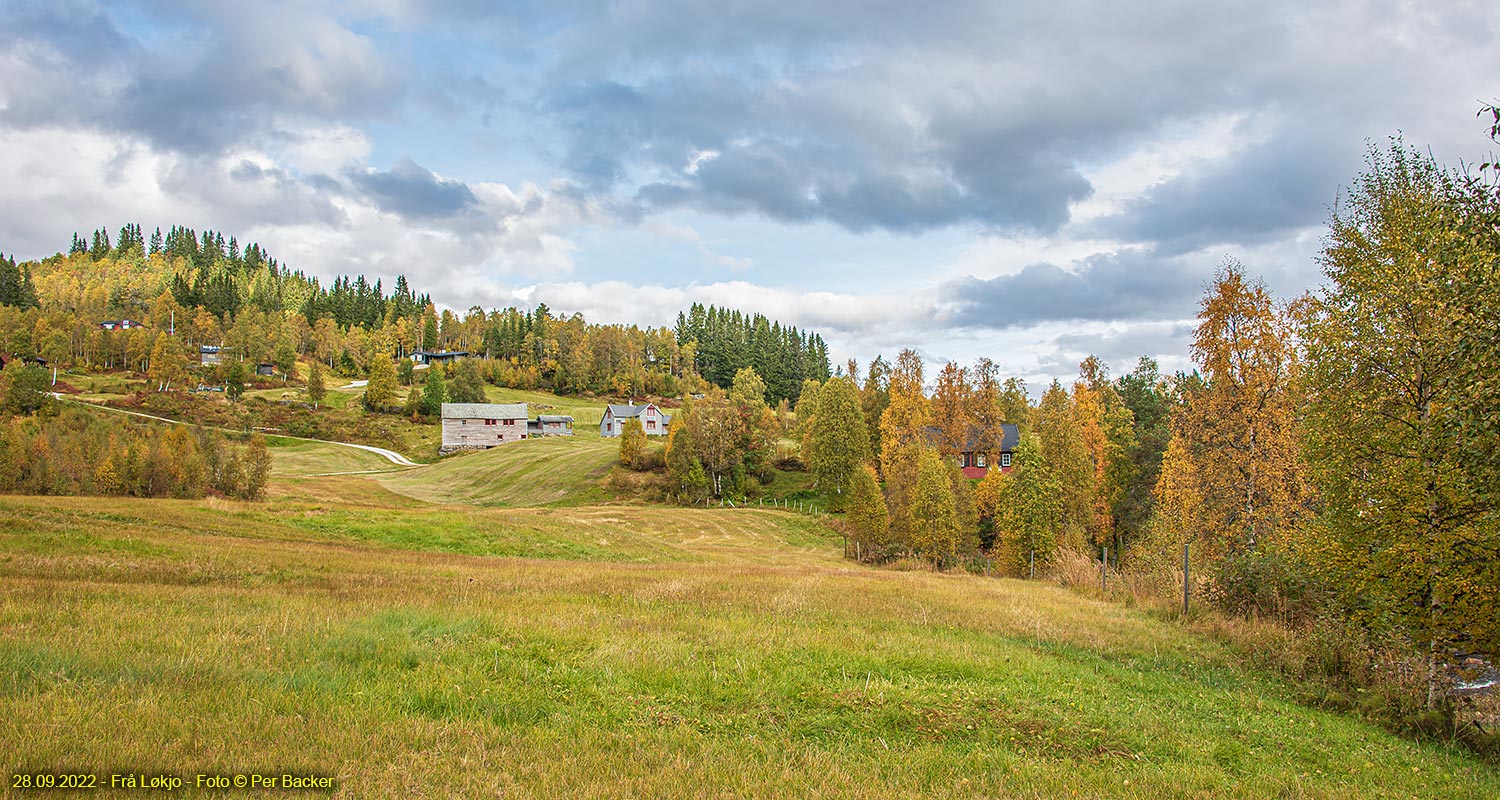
[{"xmin": 1203, "ymin": 548, "xmax": 1325, "ymax": 623}]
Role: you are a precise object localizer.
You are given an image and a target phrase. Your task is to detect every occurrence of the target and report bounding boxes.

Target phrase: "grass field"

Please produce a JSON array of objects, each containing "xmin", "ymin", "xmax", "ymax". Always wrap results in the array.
[
  {"xmin": 478, "ymin": 387, "xmax": 612, "ymax": 433},
  {"xmin": 266, "ymin": 438, "xmax": 406, "ymax": 477},
  {"xmin": 3, "ymin": 477, "xmax": 1500, "ymax": 798},
  {"xmin": 378, "ymin": 435, "xmax": 618, "ymax": 507}
]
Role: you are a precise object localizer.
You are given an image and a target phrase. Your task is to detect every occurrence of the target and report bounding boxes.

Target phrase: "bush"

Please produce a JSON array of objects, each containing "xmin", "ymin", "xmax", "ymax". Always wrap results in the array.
[{"xmin": 1204, "ymin": 548, "xmax": 1325, "ymax": 623}]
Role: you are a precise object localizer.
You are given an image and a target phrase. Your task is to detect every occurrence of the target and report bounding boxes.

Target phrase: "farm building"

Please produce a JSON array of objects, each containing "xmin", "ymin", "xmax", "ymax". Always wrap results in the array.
[
  {"xmin": 440, "ymin": 402, "xmax": 530, "ymax": 453},
  {"xmin": 411, "ymin": 350, "xmax": 468, "ymax": 365},
  {"xmin": 200, "ymin": 345, "xmax": 224, "ymax": 366},
  {"xmin": 954, "ymin": 423, "xmax": 1021, "ymax": 479},
  {"xmin": 98, "ymin": 319, "xmax": 145, "ymax": 331},
  {"xmin": 528, "ymin": 415, "xmax": 575, "ymax": 437},
  {"xmin": 255, "ymin": 363, "xmax": 276, "ymax": 376},
  {"xmin": 600, "ymin": 403, "xmax": 671, "ymax": 437}
]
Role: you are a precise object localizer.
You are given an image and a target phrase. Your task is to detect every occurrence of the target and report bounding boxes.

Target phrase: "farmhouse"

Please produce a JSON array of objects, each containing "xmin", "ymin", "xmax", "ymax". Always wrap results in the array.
[
  {"xmin": 440, "ymin": 402, "xmax": 529, "ymax": 453},
  {"xmin": 528, "ymin": 415, "xmax": 575, "ymax": 437},
  {"xmin": 98, "ymin": 319, "xmax": 145, "ymax": 331},
  {"xmin": 930, "ymin": 422, "xmax": 1021, "ymax": 479},
  {"xmin": 600, "ymin": 403, "xmax": 671, "ymax": 437},
  {"xmin": 411, "ymin": 350, "xmax": 468, "ymax": 365},
  {"xmin": 200, "ymin": 345, "xmax": 224, "ymax": 366}
]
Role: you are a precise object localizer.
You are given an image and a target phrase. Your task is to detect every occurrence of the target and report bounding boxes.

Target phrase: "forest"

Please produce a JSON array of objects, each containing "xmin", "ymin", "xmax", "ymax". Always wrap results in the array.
[{"xmin": 1, "ymin": 224, "xmax": 829, "ymax": 404}]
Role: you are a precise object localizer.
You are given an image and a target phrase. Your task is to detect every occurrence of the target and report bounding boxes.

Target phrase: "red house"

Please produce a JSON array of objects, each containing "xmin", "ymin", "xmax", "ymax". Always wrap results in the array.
[{"xmin": 956, "ymin": 423, "xmax": 1020, "ymax": 479}]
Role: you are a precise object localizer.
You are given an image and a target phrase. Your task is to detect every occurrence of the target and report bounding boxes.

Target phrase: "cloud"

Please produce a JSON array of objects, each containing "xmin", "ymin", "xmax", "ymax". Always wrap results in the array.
[
  {"xmin": 1091, "ymin": 121, "xmax": 1350, "ymax": 254},
  {"xmin": 943, "ymin": 250, "xmax": 1210, "ymax": 329},
  {"xmin": 348, "ymin": 158, "xmax": 480, "ymax": 219},
  {"xmin": 1, "ymin": 1, "xmax": 400, "ymax": 154}
]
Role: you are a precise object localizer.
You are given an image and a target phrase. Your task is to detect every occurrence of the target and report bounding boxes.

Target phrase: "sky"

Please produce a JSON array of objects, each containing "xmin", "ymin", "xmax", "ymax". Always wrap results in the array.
[{"xmin": 2, "ymin": 0, "xmax": 1497, "ymax": 389}]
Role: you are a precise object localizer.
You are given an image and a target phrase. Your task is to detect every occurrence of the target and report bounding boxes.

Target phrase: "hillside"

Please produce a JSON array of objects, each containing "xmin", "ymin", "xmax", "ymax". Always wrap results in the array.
[
  {"xmin": 379, "ymin": 435, "xmax": 617, "ymax": 507},
  {"xmin": 2, "ymin": 482, "xmax": 1498, "ymax": 798}
]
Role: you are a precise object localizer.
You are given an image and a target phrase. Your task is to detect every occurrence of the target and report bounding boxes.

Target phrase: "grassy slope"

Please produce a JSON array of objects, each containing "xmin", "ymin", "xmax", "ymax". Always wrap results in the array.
[
  {"xmin": 267, "ymin": 438, "xmax": 405, "ymax": 477},
  {"xmin": 378, "ymin": 435, "xmax": 618, "ymax": 507},
  {"xmin": 2, "ymin": 488, "xmax": 1498, "ymax": 798}
]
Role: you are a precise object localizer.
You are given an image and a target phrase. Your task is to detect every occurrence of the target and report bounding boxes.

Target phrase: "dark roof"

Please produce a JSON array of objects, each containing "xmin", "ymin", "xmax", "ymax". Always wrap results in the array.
[
  {"xmin": 605, "ymin": 404, "xmax": 654, "ymax": 418},
  {"xmin": 536, "ymin": 415, "xmax": 574, "ymax": 423},
  {"xmin": 926, "ymin": 422, "xmax": 1019, "ymax": 453}
]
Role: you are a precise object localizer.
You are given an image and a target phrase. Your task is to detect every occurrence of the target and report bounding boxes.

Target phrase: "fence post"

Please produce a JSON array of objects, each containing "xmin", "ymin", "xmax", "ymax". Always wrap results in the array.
[
  {"xmin": 1029, "ymin": 549, "xmax": 1035, "ymax": 579},
  {"xmin": 1183, "ymin": 543, "xmax": 1190, "ymax": 617},
  {"xmin": 1101, "ymin": 546, "xmax": 1107, "ymax": 594}
]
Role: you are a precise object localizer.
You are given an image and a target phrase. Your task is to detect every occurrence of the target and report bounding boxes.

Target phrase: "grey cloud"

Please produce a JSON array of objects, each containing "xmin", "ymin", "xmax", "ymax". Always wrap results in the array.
[
  {"xmin": 2, "ymin": 1, "xmax": 402, "ymax": 153},
  {"xmin": 1040, "ymin": 323, "xmax": 1197, "ymax": 381},
  {"xmin": 944, "ymin": 251, "xmax": 1208, "ymax": 329},
  {"xmin": 347, "ymin": 158, "xmax": 479, "ymax": 219},
  {"xmin": 1094, "ymin": 126, "xmax": 1353, "ymax": 254}
]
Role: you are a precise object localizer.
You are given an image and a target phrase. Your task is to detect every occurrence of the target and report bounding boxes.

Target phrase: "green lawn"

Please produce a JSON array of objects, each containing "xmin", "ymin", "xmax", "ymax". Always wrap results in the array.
[
  {"xmin": 267, "ymin": 438, "xmax": 406, "ymax": 477},
  {"xmin": 2, "ymin": 485, "xmax": 1498, "ymax": 798},
  {"xmin": 378, "ymin": 435, "xmax": 618, "ymax": 507}
]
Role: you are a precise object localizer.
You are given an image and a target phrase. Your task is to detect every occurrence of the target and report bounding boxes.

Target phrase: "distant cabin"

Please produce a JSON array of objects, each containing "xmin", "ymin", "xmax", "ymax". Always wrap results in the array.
[
  {"xmin": 255, "ymin": 363, "xmax": 276, "ymax": 377},
  {"xmin": 440, "ymin": 402, "xmax": 529, "ymax": 453},
  {"xmin": 956, "ymin": 423, "xmax": 1021, "ymax": 479},
  {"xmin": 200, "ymin": 345, "xmax": 224, "ymax": 366},
  {"xmin": 99, "ymin": 319, "xmax": 145, "ymax": 331},
  {"xmin": 411, "ymin": 350, "xmax": 468, "ymax": 365},
  {"xmin": 528, "ymin": 415, "xmax": 575, "ymax": 437},
  {"xmin": 600, "ymin": 403, "xmax": 671, "ymax": 437}
]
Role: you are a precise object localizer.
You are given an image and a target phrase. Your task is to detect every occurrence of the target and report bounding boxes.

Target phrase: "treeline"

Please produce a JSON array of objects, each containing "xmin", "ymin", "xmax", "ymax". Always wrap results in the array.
[
  {"xmin": 0, "ymin": 254, "xmax": 39, "ymax": 308},
  {"xmin": 3, "ymin": 227, "xmax": 831, "ymax": 403},
  {"xmin": 0, "ymin": 370, "xmax": 271, "ymax": 500},
  {"xmin": 675, "ymin": 303, "xmax": 832, "ymax": 403},
  {"xmin": 785, "ymin": 139, "xmax": 1500, "ymax": 723}
]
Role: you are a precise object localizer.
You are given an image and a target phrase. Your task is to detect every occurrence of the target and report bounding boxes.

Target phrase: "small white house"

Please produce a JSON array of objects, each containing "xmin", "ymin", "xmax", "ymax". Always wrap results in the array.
[
  {"xmin": 600, "ymin": 403, "xmax": 671, "ymax": 437},
  {"xmin": 440, "ymin": 402, "xmax": 529, "ymax": 453}
]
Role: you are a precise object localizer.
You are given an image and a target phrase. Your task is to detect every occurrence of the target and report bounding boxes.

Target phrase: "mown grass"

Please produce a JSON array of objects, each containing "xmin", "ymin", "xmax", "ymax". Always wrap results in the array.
[
  {"xmin": 379, "ymin": 435, "xmax": 617, "ymax": 507},
  {"xmin": 2, "ymin": 489, "xmax": 1498, "ymax": 798},
  {"xmin": 266, "ymin": 438, "xmax": 404, "ymax": 477},
  {"xmin": 477, "ymin": 386, "xmax": 612, "ymax": 433}
]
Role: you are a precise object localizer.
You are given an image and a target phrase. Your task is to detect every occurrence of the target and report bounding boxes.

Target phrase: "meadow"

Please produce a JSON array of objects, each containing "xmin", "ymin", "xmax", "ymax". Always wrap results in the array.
[{"xmin": 2, "ymin": 438, "xmax": 1499, "ymax": 797}]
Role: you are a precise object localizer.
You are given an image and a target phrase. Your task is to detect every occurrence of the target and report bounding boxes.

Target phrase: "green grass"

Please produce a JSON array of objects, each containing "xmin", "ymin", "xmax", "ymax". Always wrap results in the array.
[
  {"xmin": 478, "ymin": 387, "xmax": 611, "ymax": 434},
  {"xmin": 379, "ymin": 435, "xmax": 618, "ymax": 507},
  {"xmin": 267, "ymin": 438, "xmax": 405, "ymax": 477},
  {"xmin": 2, "ymin": 491, "xmax": 1497, "ymax": 798}
]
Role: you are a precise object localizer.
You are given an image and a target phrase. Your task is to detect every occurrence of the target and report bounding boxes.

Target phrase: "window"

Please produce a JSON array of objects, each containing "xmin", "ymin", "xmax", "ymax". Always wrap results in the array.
[
  {"xmin": 976, "ymin": 453, "xmax": 986, "ymax": 468},
  {"xmin": 1001, "ymin": 453, "xmax": 1012, "ymax": 468},
  {"xmin": 484, "ymin": 419, "xmax": 496, "ymax": 426},
  {"xmin": 646, "ymin": 420, "xmax": 656, "ymax": 430},
  {"xmin": 504, "ymin": 419, "xmax": 515, "ymax": 426}
]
